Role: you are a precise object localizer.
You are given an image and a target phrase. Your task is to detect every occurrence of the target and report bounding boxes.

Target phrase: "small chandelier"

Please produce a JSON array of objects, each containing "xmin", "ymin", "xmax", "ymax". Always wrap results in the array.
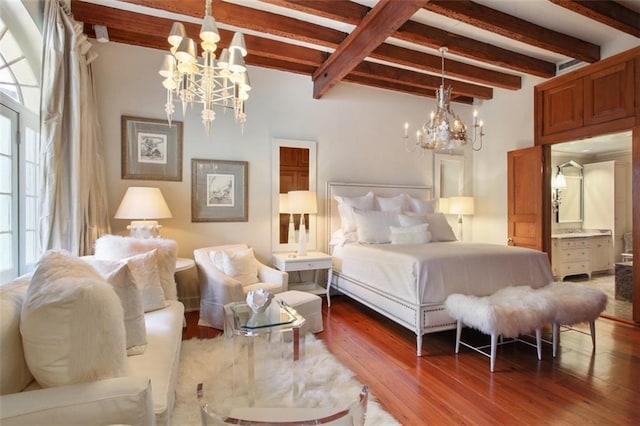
[
  {"xmin": 403, "ymin": 47, "xmax": 484, "ymax": 154},
  {"xmin": 159, "ymin": 0, "xmax": 250, "ymax": 134}
]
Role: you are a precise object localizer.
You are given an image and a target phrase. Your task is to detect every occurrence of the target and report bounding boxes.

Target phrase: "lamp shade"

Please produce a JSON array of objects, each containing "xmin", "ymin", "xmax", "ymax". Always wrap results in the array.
[
  {"xmin": 279, "ymin": 194, "xmax": 290, "ymax": 213},
  {"xmin": 115, "ymin": 187, "xmax": 172, "ymax": 220},
  {"xmin": 287, "ymin": 190, "xmax": 317, "ymax": 214},
  {"xmin": 448, "ymin": 196, "xmax": 474, "ymax": 215},
  {"xmin": 438, "ymin": 197, "xmax": 449, "ymax": 214}
]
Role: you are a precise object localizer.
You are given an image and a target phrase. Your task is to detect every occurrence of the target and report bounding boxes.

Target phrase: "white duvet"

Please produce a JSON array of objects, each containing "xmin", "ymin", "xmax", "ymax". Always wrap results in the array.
[{"xmin": 333, "ymin": 242, "xmax": 554, "ymax": 305}]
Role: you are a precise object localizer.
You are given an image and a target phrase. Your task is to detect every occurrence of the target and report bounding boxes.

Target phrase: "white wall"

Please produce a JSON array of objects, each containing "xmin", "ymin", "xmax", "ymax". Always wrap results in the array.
[
  {"xmin": 92, "ymin": 35, "xmax": 638, "ymax": 260},
  {"xmin": 93, "ymin": 42, "xmax": 468, "ymax": 261}
]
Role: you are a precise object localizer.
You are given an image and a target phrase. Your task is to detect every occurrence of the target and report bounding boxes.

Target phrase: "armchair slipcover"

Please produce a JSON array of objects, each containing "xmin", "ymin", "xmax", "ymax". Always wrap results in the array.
[{"xmin": 194, "ymin": 244, "xmax": 288, "ymax": 329}]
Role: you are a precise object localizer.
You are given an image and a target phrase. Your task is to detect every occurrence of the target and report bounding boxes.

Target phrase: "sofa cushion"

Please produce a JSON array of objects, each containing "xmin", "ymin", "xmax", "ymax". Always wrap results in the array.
[
  {"xmin": 20, "ymin": 251, "xmax": 128, "ymax": 388},
  {"xmin": 94, "ymin": 235, "xmax": 178, "ymax": 300},
  {"xmin": 0, "ymin": 276, "xmax": 33, "ymax": 395},
  {"xmin": 82, "ymin": 257, "xmax": 148, "ymax": 355}
]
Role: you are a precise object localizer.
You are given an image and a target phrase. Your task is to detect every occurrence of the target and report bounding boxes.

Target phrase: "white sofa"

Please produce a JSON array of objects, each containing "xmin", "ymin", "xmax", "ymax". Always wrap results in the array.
[{"xmin": 0, "ymin": 272, "xmax": 184, "ymax": 426}]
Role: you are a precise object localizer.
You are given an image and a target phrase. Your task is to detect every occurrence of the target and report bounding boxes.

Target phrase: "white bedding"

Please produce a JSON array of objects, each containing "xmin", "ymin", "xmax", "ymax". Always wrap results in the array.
[{"xmin": 333, "ymin": 242, "xmax": 554, "ymax": 305}]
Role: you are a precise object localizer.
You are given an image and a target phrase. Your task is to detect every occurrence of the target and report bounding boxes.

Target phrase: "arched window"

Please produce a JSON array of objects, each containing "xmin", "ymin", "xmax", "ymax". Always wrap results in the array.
[{"xmin": 0, "ymin": 2, "xmax": 42, "ymax": 282}]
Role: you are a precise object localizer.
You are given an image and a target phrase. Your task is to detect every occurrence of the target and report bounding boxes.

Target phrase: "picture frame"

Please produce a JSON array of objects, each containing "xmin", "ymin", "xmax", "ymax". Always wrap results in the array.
[
  {"xmin": 192, "ymin": 159, "xmax": 248, "ymax": 222},
  {"xmin": 121, "ymin": 115, "xmax": 183, "ymax": 181}
]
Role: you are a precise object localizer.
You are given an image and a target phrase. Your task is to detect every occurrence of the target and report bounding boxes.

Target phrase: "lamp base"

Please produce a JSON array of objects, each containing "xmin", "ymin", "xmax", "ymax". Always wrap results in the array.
[
  {"xmin": 127, "ymin": 220, "xmax": 162, "ymax": 238},
  {"xmin": 297, "ymin": 217, "xmax": 307, "ymax": 257}
]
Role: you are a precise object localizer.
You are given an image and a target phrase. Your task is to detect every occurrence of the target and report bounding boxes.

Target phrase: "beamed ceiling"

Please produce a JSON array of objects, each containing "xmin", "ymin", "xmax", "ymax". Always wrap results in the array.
[{"xmin": 71, "ymin": 0, "xmax": 640, "ymax": 105}]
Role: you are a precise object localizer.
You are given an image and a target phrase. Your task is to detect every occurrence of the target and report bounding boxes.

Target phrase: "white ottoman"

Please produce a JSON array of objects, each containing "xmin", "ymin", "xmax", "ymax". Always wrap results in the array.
[{"xmin": 275, "ymin": 290, "xmax": 323, "ymax": 333}]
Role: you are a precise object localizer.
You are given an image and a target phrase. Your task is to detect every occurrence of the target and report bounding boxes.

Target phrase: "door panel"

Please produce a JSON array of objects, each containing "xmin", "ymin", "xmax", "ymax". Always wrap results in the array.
[{"xmin": 507, "ymin": 146, "xmax": 545, "ymax": 251}]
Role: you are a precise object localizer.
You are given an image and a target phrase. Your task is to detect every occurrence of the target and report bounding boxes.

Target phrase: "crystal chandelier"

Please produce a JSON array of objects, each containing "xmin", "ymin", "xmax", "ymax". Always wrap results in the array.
[
  {"xmin": 159, "ymin": 0, "xmax": 250, "ymax": 134},
  {"xmin": 403, "ymin": 47, "xmax": 484, "ymax": 154}
]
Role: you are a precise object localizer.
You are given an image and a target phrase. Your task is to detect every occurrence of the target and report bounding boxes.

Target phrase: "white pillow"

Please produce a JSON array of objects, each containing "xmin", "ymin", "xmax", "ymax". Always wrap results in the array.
[
  {"xmin": 94, "ymin": 235, "xmax": 178, "ymax": 300},
  {"xmin": 407, "ymin": 196, "xmax": 436, "ymax": 214},
  {"xmin": 389, "ymin": 223, "xmax": 431, "ymax": 244},
  {"xmin": 125, "ymin": 250, "xmax": 167, "ymax": 312},
  {"xmin": 83, "ymin": 257, "xmax": 147, "ymax": 355},
  {"xmin": 424, "ymin": 213, "xmax": 457, "ymax": 242},
  {"xmin": 21, "ymin": 250, "xmax": 128, "ymax": 388},
  {"xmin": 376, "ymin": 194, "xmax": 407, "ymax": 212},
  {"xmin": 334, "ymin": 192, "xmax": 375, "ymax": 232},
  {"xmin": 218, "ymin": 248, "xmax": 260, "ymax": 286},
  {"xmin": 353, "ymin": 209, "xmax": 400, "ymax": 244},
  {"xmin": 398, "ymin": 213, "xmax": 427, "ymax": 227}
]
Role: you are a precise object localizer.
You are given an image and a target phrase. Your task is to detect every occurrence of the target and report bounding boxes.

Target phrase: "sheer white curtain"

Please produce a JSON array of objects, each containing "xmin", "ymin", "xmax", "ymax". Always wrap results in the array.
[{"xmin": 39, "ymin": 0, "xmax": 111, "ymax": 256}]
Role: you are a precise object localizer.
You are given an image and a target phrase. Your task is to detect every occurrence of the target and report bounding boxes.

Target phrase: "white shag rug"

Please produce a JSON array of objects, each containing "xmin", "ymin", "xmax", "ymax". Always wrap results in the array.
[{"xmin": 171, "ymin": 334, "xmax": 399, "ymax": 425}]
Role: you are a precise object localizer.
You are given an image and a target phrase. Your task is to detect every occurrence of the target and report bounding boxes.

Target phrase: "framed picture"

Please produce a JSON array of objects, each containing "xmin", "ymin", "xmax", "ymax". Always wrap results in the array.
[
  {"xmin": 192, "ymin": 159, "xmax": 248, "ymax": 222},
  {"xmin": 121, "ymin": 115, "xmax": 183, "ymax": 181}
]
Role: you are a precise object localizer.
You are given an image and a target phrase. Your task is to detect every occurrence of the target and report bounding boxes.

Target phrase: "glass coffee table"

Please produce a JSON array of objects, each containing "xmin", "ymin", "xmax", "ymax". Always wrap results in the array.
[{"xmin": 225, "ymin": 300, "xmax": 306, "ymax": 407}]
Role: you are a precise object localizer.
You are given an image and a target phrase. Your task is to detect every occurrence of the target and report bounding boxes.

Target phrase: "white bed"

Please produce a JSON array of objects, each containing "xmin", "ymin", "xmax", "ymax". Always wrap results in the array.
[{"xmin": 326, "ymin": 182, "xmax": 554, "ymax": 356}]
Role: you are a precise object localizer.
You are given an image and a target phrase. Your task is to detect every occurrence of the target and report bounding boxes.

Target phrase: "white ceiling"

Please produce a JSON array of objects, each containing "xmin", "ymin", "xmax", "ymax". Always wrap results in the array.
[{"xmin": 551, "ymin": 131, "xmax": 633, "ymax": 154}]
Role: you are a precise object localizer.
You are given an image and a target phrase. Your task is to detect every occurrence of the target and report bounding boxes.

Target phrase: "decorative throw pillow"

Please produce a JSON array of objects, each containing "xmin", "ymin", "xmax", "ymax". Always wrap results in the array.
[
  {"xmin": 376, "ymin": 194, "xmax": 408, "ymax": 212},
  {"xmin": 389, "ymin": 223, "xmax": 431, "ymax": 244},
  {"xmin": 398, "ymin": 213, "xmax": 427, "ymax": 227},
  {"xmin": 221, "ymin": 248, "xmax": 260, "ymax": 286},
  {"xmin": 407, "ymin": 196, "xmax": 436, "ymax": 214},
  {"xmin": 125, "ymin": 250, "xmax": 167, "ymax": 312},
  {"xmin": 82, "ymin": 257, "xmax": 147, "ymax": 355},
  {"xmin": 424, "ymin": 213, "xmax": 457, "ymax": 242},
  {"xmin": 94, "ymin": 235, "xmax": 178, "ymax": 300},
  {"xmin": 334, "ymin": 192, "xmax": 375, "ymax": 232},
  {"xmin": 353, "ymin": 209, "xmax": 400, "ymax": 244},
  {"xmin": 20, "ymin": 250, "xmax": 128, "ymax": 388}
]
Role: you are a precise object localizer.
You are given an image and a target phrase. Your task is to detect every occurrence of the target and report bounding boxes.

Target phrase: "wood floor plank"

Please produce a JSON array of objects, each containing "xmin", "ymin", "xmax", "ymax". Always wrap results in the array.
[{"xmin": 184, "ymin": 295, "xmax": 640, "ymax": 425}]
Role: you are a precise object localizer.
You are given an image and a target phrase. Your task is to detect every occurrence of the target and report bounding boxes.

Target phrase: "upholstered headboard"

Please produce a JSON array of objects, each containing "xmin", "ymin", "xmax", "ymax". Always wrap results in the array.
[{"xmin": 325, "ymin": 182, "xmax": 433, "ymax": 248}]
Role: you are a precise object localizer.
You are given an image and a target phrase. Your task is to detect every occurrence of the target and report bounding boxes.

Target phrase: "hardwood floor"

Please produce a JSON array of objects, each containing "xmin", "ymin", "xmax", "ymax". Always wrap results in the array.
[{"xmin": 183, "ymin": 296, "xmax": 640, "ymax": 425}]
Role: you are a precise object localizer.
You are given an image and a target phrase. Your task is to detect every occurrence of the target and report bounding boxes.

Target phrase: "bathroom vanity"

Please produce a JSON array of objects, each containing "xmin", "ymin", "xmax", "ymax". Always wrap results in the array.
[{"xmin": 551, "ymin": 232, "xmax": 613, "ymax": 281}]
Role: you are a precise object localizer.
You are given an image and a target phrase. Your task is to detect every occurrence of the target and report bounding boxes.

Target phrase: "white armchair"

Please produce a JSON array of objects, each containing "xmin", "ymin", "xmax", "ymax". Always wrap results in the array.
[{"xmin": 194, "ymin": 244, "xmax": 288, "ymax": 329}]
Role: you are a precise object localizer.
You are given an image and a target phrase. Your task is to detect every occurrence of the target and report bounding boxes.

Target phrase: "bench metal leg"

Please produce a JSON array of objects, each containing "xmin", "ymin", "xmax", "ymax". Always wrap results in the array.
[
  {"xmin": 590, "ymin": 320, "xmax": 596, "ymax": 350},
  {"xmin": 552, "ymin": 322, "xmax": 559, "ymax": 358},
  {"xmin": 455, "ymin": 320, "xmax": 462, "ymax": 354},
  {"xmin": 535, "ymin": 328, "xmax": 542, "ymax": 360},
  {"xmin": 490, "ymin": 333, "xmax": 497, "ymax": 372}
]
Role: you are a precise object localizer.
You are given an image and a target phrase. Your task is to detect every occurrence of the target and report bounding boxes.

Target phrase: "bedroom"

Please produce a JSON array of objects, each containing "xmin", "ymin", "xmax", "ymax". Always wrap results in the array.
[{"xmin": 2, "ymin": 0, "xmax": 640, "ymax": 423}]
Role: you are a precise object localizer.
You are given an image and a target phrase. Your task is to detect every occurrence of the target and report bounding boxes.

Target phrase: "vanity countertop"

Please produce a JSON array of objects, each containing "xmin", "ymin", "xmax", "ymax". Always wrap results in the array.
[{"xmin": 552, "ymin": 230, "xmax": 611, "ymax": 239}]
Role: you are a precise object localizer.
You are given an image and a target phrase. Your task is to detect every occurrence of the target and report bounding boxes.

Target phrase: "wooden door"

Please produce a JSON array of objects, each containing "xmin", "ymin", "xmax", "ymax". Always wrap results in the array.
[{"xmin": 507, "ymin": 146, "xmax": 548, "ymax": 252}]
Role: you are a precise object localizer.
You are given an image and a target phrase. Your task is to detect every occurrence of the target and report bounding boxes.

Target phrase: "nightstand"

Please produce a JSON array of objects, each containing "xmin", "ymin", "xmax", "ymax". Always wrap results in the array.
[{"xmin": 272, "ymin": 251, "xmax": 333, "ymax": 306}]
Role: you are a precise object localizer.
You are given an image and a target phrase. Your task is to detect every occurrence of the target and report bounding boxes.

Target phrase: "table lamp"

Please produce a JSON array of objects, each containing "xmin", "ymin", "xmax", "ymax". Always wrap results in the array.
[
  {"xmin": 287, "ymin": 190, "xmax": 317, "ymax": 256},
  {"xmin": 448, "ymin": 196, "xmax": 474, "ymax": 241},
  {"xmin": 279, "ymin": 193, "xmax": 296, "ymax": 245},
  {"xmin": 115, "ymin": 187, "xmax": 172, "ymax": 238}
]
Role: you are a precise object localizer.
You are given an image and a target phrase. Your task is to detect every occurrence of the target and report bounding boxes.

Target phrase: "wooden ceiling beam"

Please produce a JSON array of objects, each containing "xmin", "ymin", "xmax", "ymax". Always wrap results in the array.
[
  {"xmin": 312, "ymin": 0, "xmax": 428, "ymax": 99},
  {"xmin": 423, "ymin": 0, "xmax": 600, "ymax": 64},
  {"xmin": 549, "ymin": 0, "xmax": 640, "ymax": 38},
  {"xmin": 352, "ymin": 61, "xmax": 493, "ymax": 100},
  {"xmin": 89, "ymin": 0, "xmax": 520, "ymax": 90},
  {"xmin": 75, "ymin": 1, "xmax": 475, "ymax": 103},
  {"xmin": 265, "ymin": 0, "xmax": 556, "ymax": 77}
]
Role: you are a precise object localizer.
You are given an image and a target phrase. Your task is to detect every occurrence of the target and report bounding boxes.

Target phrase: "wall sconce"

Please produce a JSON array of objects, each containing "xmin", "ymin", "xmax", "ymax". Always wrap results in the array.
[
  {"xmin": 551, "ymin": 167, "xmax": 567, "ymax": 214},
  {"xmin": 115, "ymin": 187, "xmax": 172, "ymax": 238},
  {"xmin": 287, "ymin": 190, "xmax": 317, "ymax": 256},
  {"xmin": 448, "ymin": 196, "xmax": 474, "ymax": 241}
]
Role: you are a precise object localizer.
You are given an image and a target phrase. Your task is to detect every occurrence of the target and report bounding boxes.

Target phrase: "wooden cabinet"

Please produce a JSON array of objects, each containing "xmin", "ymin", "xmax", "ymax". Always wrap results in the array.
[
  {"xmin": 551, "ymin": 235, "xmax": 612, "ymax": 281},
  {"xmin": 535, "ymin": 48, "xmax": 640, "ymax": 145},
  {"xmin": 552, "ymin": 237, "xmax": 591, "ymax": 281},
  {"xmin": 590, "ymin": 235, "xmax": 613, "ymax": 273}
]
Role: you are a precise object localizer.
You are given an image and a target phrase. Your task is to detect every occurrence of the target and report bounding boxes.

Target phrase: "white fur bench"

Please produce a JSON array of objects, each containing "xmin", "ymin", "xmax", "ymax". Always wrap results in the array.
[
  {"xmin": 445, "ymin": 286, "xmax": 555, "ymax": 372},
  {"xmin": 445, "ymin": 283, "xmax": 608, "ymax": 371},
  {"xmin": 537, "ymin": 282, "xmax": 607, "ymax": 357}
]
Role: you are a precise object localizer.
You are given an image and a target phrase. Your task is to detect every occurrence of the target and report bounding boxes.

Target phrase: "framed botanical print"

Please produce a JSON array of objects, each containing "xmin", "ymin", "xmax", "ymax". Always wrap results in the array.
[
  {"xmin": 191, "ymin": 159, "xmax": 248, "ymax": 222},
  {"xmin": 121, "ymin": 115, "xmax": 183, "ymax": 181}
]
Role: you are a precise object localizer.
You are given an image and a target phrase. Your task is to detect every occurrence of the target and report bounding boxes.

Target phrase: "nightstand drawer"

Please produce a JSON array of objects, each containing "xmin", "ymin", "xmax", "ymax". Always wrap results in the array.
[{"xmin": 273, "ymin": 256, "xmax": 332, "ymax": 272}]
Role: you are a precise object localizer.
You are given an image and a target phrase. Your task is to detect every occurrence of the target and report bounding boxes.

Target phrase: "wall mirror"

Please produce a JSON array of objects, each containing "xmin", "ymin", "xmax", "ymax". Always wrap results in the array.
[
  {"xmin": 271, "ymin": 138, "xmax": 317, "ymax": 253},
  {"xmin": 558, "ymin": 174, "xmax": 583, "ymax": 223},
  {"xmin": 434, "ymin": 153, "xmax": 464, "ymax": 198}
]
